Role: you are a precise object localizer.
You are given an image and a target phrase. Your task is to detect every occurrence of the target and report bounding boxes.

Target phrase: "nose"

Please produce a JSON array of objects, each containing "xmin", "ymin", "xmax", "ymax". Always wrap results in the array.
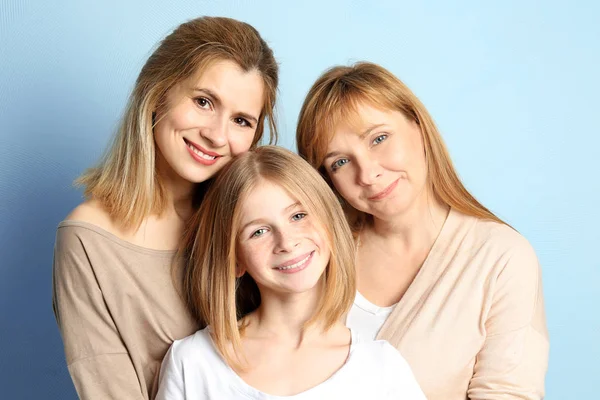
[
  {"xmin": 274, "ymin": 227, "xmax": 301, "ymax": 254},
  {"xmin": 200, "ymin": 116, "xmax": 228, "ymax": 148},
  {"xmin": 356, "ymin": 156, "xmax": 382, "ymax": 186}
]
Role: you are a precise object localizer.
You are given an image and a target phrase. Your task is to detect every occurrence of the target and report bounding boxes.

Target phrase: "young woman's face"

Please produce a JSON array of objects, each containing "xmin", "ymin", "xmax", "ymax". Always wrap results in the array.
[
  {"xmin": 322, "ymin": 102, "xmax": 428, "ymax": 221},
  {"xmin": 236, "ymin": 181, "xmax": 330, "ymax": 297},
  {"xmin": 154, "ymin": 59, "xmax": 265, "ymax": 184}
]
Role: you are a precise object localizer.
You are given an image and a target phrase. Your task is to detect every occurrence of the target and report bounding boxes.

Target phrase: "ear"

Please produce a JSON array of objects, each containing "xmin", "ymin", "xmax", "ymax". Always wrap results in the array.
[{"xmin": 235, "ymin": 264, "xmax": 246, "ymax": 278}]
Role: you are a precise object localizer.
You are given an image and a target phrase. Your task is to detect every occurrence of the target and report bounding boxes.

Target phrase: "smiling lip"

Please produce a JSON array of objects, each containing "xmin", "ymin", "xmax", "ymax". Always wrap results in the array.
[
  {"xmin": 273, "ymin": 251, "xmax": 314, "ymax": 274},
  {"xmin": 368, "ymin": 178, "xmax": 400, "ymax": 201},
  {"xmin": 184, "ymin": 139, "xmax": 221, "ymax": 166}
]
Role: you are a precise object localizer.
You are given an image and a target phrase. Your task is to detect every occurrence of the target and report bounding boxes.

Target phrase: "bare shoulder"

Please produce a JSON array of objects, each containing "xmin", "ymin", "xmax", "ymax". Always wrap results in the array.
[{"xmin": 65, "ymin": 199, "xmax": 119, "ymax": 235}]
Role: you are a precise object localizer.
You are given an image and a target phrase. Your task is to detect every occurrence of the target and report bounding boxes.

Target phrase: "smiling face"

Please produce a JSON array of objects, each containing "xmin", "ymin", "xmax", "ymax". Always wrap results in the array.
[
  {"xmin": 236, "ymin": 180, "xmax": 331, "ymax": 297},
  {"xmin": 153, "ymin": 59, "xmax": 265, "ymax": 184},
  {"xmin": 323, "ymin": 102, "xmax": 428, "ymax": 221}
]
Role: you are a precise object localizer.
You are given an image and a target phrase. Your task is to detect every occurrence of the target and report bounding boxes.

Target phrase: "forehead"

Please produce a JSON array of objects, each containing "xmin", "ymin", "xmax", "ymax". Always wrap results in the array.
[
  {"xmin": 325, "ymin": 102, "xmax": 396, "ymax": 153},
  {"xmin": 239, "ymin": 181, "xmax": 299, "ymax": 219},
  {"xmin": 332, "ymin": 102, "xmax": 399, "ymax": 134}
]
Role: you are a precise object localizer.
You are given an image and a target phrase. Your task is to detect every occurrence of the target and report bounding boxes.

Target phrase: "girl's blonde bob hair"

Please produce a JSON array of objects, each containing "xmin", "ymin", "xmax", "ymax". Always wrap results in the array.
[
  {"xmin": 181, "ymin": 146, "xmax": 356, "ymax": 368},
  {"xmin": 77, "ymin": 16, "xmax": 278, "ymax": 229},
  {"xmin": 296, "ymin": 62, "xmax": 504, "ymax": 230}
]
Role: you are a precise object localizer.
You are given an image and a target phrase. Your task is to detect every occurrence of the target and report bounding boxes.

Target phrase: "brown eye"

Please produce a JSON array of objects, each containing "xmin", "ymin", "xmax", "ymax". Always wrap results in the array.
[
  {"xmin": 234, "ymin": 117, "xmax": 251, "ymax": 128},
  {"xmin": 195, "ymin": 97, "xmax": 211, "ymax": 109}
]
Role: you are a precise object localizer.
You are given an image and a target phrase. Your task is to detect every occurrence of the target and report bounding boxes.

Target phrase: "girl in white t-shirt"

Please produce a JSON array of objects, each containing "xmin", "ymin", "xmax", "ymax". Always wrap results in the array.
[{"xmin": 156, "ymin": 146, "xmax": 426, "ymax": 400}]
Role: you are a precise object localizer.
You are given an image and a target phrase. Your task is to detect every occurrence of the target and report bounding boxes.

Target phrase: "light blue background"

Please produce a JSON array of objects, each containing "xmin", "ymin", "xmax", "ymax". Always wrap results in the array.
[{"xmin": 1, "ymin": 0, "xmax": 598, "ymax": 398}]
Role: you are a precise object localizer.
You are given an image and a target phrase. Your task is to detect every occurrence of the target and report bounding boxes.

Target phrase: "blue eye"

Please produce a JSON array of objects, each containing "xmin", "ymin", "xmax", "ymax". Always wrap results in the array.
[
  {"xmin": 251, "ymin": 228, "xmax": 268, "ymax": 238},
  {"xmin": 291, "ymin": 212, "xmax": 307, "ymax": 221},
  {"xmin": 331, "ymin": 158, "xmax": 349, "ymax": 171},
  {"xmin": 373, "ymin": 134, "xmax": 387, "ymax": 145}
]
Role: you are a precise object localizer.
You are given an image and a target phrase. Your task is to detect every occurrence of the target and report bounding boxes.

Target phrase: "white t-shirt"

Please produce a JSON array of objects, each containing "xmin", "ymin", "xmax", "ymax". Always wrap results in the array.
[
  {"xmin": 346, "ymin": 291, "xmax": 397, "ymax": 340},
  {"xmin": 156, "ymin": 327, "xmax": 425, "ymax": 400}
]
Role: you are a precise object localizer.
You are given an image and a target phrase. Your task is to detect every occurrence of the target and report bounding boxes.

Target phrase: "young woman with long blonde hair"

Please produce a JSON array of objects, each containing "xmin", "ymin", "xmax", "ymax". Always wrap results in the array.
[
  {"xmin": 296, "ymin": 62, "xmax": 549, "ymax": 399},
  {"xmin": 156, "ymin": 146, "xmax": 426, "ymax": 399},
  {"xmin": 52, "ymin": 16, "xmax": 278, "ymax": 399}
]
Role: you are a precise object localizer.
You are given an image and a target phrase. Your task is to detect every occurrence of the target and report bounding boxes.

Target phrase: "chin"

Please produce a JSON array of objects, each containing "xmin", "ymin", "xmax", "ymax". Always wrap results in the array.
[
  {"xmin": 280, "ymin": 276, "xmax": 324, "ymax": 295},
  {"xmin": 181, "ymin": 169, "xmax": 220, "ymax": 184}
]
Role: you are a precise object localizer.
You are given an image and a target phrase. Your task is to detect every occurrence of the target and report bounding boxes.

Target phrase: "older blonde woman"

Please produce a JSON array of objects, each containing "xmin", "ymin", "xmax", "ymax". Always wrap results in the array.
[{"xmin": 296, "ymin": 62, "xmax": 549, "ymax": 400}]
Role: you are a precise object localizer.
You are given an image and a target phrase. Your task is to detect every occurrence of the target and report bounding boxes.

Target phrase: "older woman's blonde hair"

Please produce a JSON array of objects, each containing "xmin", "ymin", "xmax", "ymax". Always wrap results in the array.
[
  {"xmin": 77, "ymin": 16, "xmax": 278, "ymax": 229},
  {"xmin": 296, "ymin": 62, "xmax": 504, "ymax": 230},
  {"xmin": 181, "ymin": 146, "xmax": 356, "ymax": 369}
]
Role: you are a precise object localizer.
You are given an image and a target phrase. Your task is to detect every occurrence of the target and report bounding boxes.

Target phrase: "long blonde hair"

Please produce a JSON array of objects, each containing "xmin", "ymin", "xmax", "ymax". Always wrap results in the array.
[
  {"xmin": 77, "ymin": 16, "xmax": 278, "ymax": 229},
  {"xmin": 181, "ymin": 146, "xmax": 356, "ymax": 369},
  {"xmin": 296, "ymin": 62, "xmax": 505, "ymax": 230}
]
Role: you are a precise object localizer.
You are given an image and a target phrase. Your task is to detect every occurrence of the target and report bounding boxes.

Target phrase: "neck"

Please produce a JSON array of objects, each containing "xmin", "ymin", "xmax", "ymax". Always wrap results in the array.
[
  {"xmin": 368, "ymin": 189, "xmax": 450, "ymax": 251},
  {"xmin": 156, "ymin": 153, "xmax": 196, "ymax": 221},
  {"xmin": 248, "ymin": 281, "xmax": 326, "ymax": 345}
]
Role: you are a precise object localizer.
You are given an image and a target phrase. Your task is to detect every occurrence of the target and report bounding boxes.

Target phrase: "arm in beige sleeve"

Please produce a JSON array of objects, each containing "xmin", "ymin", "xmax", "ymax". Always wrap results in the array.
[
  {"xmin": 468, "ymin": 237, "xmax": 550, "ymax": 400},
  {"xmin": 52, "ymin": 228, "xmax": 146, "ymax": 400}
]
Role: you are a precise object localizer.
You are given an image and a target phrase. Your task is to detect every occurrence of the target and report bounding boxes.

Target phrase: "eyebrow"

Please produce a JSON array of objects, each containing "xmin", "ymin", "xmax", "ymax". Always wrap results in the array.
[
  {"xmin": 193, "ymin": 88, "xmax": 259, "ymax": 124},
  {"xmin": 323, "ymin": 123, "xmax": 386, "ymax": 161},
  {"xmin": 359, "ymin": 123, "xmax": 386, "ymax": 139},
  {"xmin": 239, "ymin": 202, "xmax": 301, "ymax": 233}
]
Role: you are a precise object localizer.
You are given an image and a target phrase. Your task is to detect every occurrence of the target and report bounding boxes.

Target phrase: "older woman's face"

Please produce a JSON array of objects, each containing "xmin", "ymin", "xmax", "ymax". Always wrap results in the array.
[
  {"xmin": 322, "ymin": 102, "xmax": 428, "ymax": 221},
  {"xmin": 154, "ymin": 59, "xmax": 265, "ymax": 184}
]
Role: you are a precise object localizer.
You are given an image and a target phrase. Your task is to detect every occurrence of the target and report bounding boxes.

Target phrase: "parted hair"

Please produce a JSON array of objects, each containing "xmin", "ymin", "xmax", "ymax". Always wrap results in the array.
[
  {"xmin": 77, "ymin": 16, "xmax": 278, "ymax": 229},
  {"xmin": 181, "ymin": 146, "xmax": 356, "ymax": 368},
  {"xmin": 296, "ymin": 62, "xmax": 504, "ymax": 230}
]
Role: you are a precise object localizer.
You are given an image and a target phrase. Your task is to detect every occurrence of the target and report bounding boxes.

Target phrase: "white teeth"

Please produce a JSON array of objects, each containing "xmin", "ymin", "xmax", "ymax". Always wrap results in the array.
[
  {"xmin": 187, "ymin": 142, "xmax": 217, "ymax": 160},
  {"xmin": 276, "ymin": 253, "xmax": 311, "ymax": 270}
]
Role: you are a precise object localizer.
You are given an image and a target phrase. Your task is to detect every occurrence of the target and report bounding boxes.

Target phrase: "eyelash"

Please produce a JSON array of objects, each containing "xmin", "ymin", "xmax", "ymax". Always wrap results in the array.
[
  {"xmin": 291, "ymin": 212, "xmax": 307, "ymax": 221},
  {"xmin": 251, "ymin": 228, "xmax": 268, "ymax": 238},
  {"xmin": 233, "ymin": 117, "xmax": 253, "ymax": 128},
  {"xmin": 194, "ymin": 97, "xmax": 253, "ymax": 129},
  {"xmin": 372, "ymin": 134, "xmax": 387, "ymax": 145},
  {"xmin": 330, "ymin": 134, "xmax": 388, "ymax": 171},
  {"xmin": 194, "ymin": 96, "xmax": 212, "ymax": 110},
  {"xmin": 331, "ymin": 158, "xmax": 349, "ymax": 172},
  {"xmin": 248, "ymin": 212, "xmax": 307, "ymax": 238}
]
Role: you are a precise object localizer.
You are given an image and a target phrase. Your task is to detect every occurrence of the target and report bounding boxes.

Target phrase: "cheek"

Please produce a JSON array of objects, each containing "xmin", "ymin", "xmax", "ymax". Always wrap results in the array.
[
  {"xmin": 317, "ymin": 233, "xmax": 330, "ymax": 255},
  {"xmin": 170, "ymin": 106, "xmax": 202, "ymax": 130},
  {"xmin": 305, "ymin": 223, "xmax": 330, "ymax": 250},
  {"xmin": 403, "ymin": 148, "xmax": 428, "ymax": 184},
  {"xmin": 239, "ymin": 241, "xmax": 268, "ymax": 271},
  {"xmin": 153, "ymin": 123, "xmax": 173, "ymax": 156},
  {"xmin": 406, "ymin": 130, "xmax": 427, "ymax": 170},
  {"xmin": 330, "ymin": 172, "xmax": 357, "ymax": 199},
  {"xmin": 228, "ymin": 129, "xmax": 256, "ymax": 156},
  {"xmin": 154, "ymin": 115, "xmax": 181, "ymax": 139},
  {"xmin": 380, "ymin": 141, "xmax": 407, "ymax": 170}
]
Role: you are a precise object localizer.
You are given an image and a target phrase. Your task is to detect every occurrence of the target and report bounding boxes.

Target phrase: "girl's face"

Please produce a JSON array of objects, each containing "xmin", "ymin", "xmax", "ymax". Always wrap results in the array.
[
  {"xmin": 322, "ymin": 102, "xmax": 428, "ymax": 221},
  {"xmin": 236, "ymin": 181, "xmax": 330, "ymax": 297},
  {"xmin": 154, "ymin": 59, "xmax": 265, "ymax": 185}
]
